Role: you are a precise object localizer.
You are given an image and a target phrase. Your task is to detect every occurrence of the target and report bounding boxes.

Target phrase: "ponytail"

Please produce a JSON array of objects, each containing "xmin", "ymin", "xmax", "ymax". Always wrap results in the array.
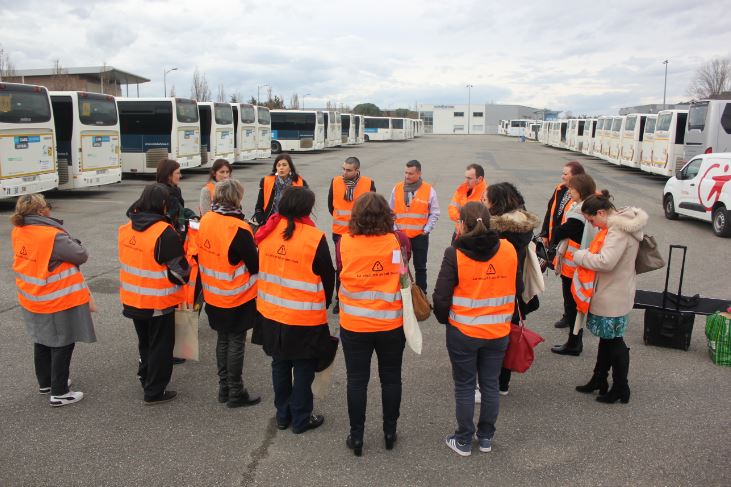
[
  {"xmin": 283, "ymin": 217, "xmax": 297, "ymax": 241},
  {"xmin": 10, "ymin": 194, "xmax": 48, "ymax": 226},
  {"xmin": 459, "ymin": 201, "xmax": 491, "ymax": 238},
  {"xmin": 581, "ymin": 189, "xmax": 615, "ymax": 215}
]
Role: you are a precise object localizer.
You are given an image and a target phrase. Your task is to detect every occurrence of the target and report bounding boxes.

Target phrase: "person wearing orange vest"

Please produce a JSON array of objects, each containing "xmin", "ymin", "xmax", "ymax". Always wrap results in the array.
[
  {"xmin": 448, "ymin": 163, "xmax": 487, "ymax": 237},
  {"xmin": 254, "ymin": 153, "xmax": 308, "ymax": 226},
  {"xmin": 11, "ymin": 194, "xmax": 96, "ymax": 407},
  {"xmin": 336, "ymin": 193, "xmax": 407, "ymax": 457},
  {"xmin": 199, "ymin": 158, "xmax": 232, "ymax": 216},
  {"xmin": 572, "ymin": 192, "xmax": 647, "ymax": 405},
  {"xmin": 549, "ymin": 174, "xmax": 598, "ymax": 356},
  {"xmin": 538, "ymin": 160, "xmax": 585, "ymax": 329},
  {"xmin": 433, "ymin": 202, "xmax": 517, "ymax": 456},
  {"xmin": 389, "ymin": 159, "xmax": 440, "ymax": 293},
  {"xmin": 257, "ymin": 187, "xmax": 335, "ymax": 434},
  {"xmin": 198, "ymin": 179, "xmax": 261, "ymax": 408},
  {"xmin": 119, "ymin": 184, "xmax": 190, "ymax": 405},
  {"xmin": 328, "ymin": 156, "xmax": 376, "ymax": 314}
]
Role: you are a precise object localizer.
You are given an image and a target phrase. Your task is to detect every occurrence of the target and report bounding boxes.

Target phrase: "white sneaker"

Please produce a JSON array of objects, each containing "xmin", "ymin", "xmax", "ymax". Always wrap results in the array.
[
  {"xmin": 39, "ymin": 379, "xmax": 72, "ymax": 395},
  {"xmin": 499, "ymin": 389, "xmax": 509, "ymax": 396},
  {"xmin": 474, "ymin": 389, "xmax": 481, "ymax": 404},
  {"xmin": 49, "ymin": 390, "xmax": 84, "ymax": 407}
]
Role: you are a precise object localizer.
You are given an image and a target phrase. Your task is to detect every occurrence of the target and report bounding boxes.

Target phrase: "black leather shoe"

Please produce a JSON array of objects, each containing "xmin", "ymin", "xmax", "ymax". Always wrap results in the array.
[
  {"xmin": 551, "ymin": 330, "xmax": 583, "ymax": 356},
  {"xmin": 218, "ymin": 385, "xmax": 229, "ymax": 404},
  {"xmin": 292, "ymin": 414, "xmax": 325, "ymax": 434},
  {"xmin": 227, "ymin": 390, "xmax": 262, "ymax": 409},
  {"xmin": 554, "ymin": 317, "xmax": 569, "ymax": 329},
  {"xmin": 596, "ymin": 385, "xmax": 630, "ymax": 404},
  {"xmin": 384, "ymin": 432, "xmax": 397, "ymax": 450},
  {"xmin": 576, "ymin": 375, "xmax": 609, "ymax": 395},
  {"xmin": 346, "ymin": 435, "xmax": 363, "ymax": 456},
  {"xmin": 276, "ymin": 421, "xmax": 290, "ymax": 430},
  {"xmin": 144, "ymin": 390, "xmax": 177, "ymax": 405}
]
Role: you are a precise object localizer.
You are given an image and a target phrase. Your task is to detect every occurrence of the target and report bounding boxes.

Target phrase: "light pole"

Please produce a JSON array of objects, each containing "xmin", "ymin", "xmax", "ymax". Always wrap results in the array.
[
  {"xmin": 302, "ymin": 93, "xmax": 310, "ymax": 110},
  {"xmin": 466, "ymin": 84, "xmax": 473, "ymax": 135},
  {"xmin": 662, "ymin": 60, "xmax": 669, "ymax": 110},
  {"xmin": 257, "ymin": 84, "xmax": 270, "ymax": 106},
  {"xmin": 163, "ymin": 67, "xmax": 177, "ymax": 97}
]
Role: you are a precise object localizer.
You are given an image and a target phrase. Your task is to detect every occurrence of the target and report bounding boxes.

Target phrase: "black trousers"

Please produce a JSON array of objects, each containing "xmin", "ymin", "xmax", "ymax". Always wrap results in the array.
[
  {"xmin": 410, "ymin": 233, "xmax": 429, "ymax": 293},
  {"xmin": 271, "ymin": 357, "xmax": 317, "ymax": 430},
  {"xmin": 134, "ymin": 312, "xmax": 175, "ymax": 401},
  {"xmin": 561, "ymin": 275, "xmax": 577, "ymax": 327},
  {"xmin": 332, "ymin": 233, "xmax": 342, "ymax": 300},
  {"xmin": 34, "ymin": 342, "xmax": 75, "ymax": 396},
  {"xmin": 216, "ymin": 330, "xmax": 246, "ymax": 397},
  {"xmin": 341, "ymin": 327, "xmax": 406, "ymax": 440}
]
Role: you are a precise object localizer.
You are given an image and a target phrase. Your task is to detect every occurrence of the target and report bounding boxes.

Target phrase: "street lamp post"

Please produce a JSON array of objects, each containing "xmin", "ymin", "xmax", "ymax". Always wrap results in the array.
[
  {"xmin": 163, "ymin": 66, "xmax": 177, "ymax": 97},
  {"xmin": 302, "ymin": 93, "xmax": 310, "ymax": 110},
  {"xmin": 257, "ymin": 84, "xmax": 270, "ymax": 106},
  {"xmin": 662, "ymin": 60, "xmax": 669, "ymax": 110},
  {"xmin": 466, "ymin": 84, "xmax": 473, "ymax": 135}
]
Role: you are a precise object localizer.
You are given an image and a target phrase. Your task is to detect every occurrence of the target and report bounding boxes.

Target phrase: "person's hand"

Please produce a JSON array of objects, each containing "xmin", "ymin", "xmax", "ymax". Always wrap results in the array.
[{"xmin": 542, "ymin": 237, "xmax": 549, "ymax": 246}]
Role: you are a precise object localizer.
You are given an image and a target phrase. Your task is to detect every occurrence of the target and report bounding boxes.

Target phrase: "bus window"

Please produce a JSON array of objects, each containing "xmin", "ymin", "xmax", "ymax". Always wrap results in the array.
[
  {"xmin": 365, "ymin": 118, "xmax": 389, "ymax": 129},
  {"xmin": 257, "ymin": 108, "xmax": 270, "ymax": 125},
  {"xmin": 675, "ymin": 112, "xmax": 687, "ymax": 144},
  {"xmin": 392, "ymin": 119, "xmax": 404, "ymax": 129},
  {"xmin": 656, "ymin": 113, "xmax": 672, "ymax": 132},
  {"xmin": 687, "ymin": 102, "xmax": 708, "ymax": 131},
  {"xmin": 0, "ymin": 85, "xmax": 52, "ymax": 123},
  {"xmin": 240, "ymin": 105, "xmax": 255, "ymax": 123},
  {"xmin": 612, "ymin": 118, "xmax": 622, "ymax": 131},
  {"xmin": 721, "ymin": 103, "xmax": 731, "ymax": 134},
  {"xmin": 625, "ymin": 116, "xmax": 636, "ymax": 132},
  {"xmin": 317, "ymin": 111, "xmax": 324, "ymax": 124},
  {"xmin": 199, "ymin": 104, "xmax": 212, "ymax": 149},
  {"xmin": 214, "ymin": 104, "xmax": 233, "ymax": 125},
  {"xmin": 176, "ymin": 99, "xmax": 198, "ymax": 123},
  {"xmin": 78, "ymin": 94, "xmax": 117, "ymax": 126},
  {"xmin": 51, "ymin": 96, "xmax": 74, "ymax": 165},
  {"xmin": 644, "ymin": 117, "xmax": 656, "ymax": 135}
]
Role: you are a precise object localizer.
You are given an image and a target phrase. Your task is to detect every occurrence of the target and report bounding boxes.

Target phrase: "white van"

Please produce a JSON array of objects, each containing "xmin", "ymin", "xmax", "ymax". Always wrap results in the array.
[
  {"xmin": 639, "ymin": 115, "xmax": 657, "ymax": 173},
  {"xmin": 663, "ymin": 152, "xmax": 731, "ymax": 237},
  {"xmin": 683, "ymin": 99, "xmax": 731, "ymax": 163}
]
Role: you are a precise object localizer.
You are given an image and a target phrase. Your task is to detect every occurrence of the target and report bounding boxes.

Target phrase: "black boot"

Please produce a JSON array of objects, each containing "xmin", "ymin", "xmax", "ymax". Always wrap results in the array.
[
  {"xmin": 554, "ymin": 316, "xmax": 569, "ymax": 328},
  {"xmin": 597, "ymin": 343, "xmax": 630, "ymax": 404},
  {"xmin": 346, "ymin": 435, "xmax": 363, "ymax": 456},
  {"xmin": 227, "ymin": 388, "xmax": 262, "ymax": 408},
  {"xmin": 551, "ymin": 329, "xmax": 583, "ymax": 356},
  {"xmin": 218, "ymin": 382, "xmax": 229, "ymax": 403},
  {"xmin": 576, "ymin": 340, "xmax": 610, "ymax": 394}
]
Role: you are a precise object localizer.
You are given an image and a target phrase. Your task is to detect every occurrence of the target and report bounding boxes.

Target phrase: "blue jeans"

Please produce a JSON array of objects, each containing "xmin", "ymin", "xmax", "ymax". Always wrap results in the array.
[
  {"xmin": 410, "ymin": 233, "xmax": 429, "ymax": 293},
  {"xmin": 271, "ymin": 357, "xmax": 317, "ymax": 430},
  {"xmin": 446, "ymin": 325, "xmax": 508, "ymax": 443}
]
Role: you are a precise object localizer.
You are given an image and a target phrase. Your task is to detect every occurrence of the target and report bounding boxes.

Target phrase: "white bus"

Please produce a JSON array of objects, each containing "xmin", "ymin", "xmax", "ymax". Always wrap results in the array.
[
  {"xmin": 0, "ymin": 82, "xmax": 58, "ymax": 199},
  {"xmin": 567, "ymin": 119, "xmax": 585, "ymax": 151},
  {"xmin": 270, "ymin": 110, "xmax": 325, "ymax": 153},
  {"xmin": 538, "ymin": 121, "xmax": 549, "ymax": 144},
  {"xmin": 507, "ymin": 119, "xmax": 530, "ymax": 137},
  {"xmin": 354, "ymin": 114, "xmax": 365, "ymax": 143},
  {"xmin": 321, "ymin": 111, "xmax": 340, "ymax": 148},
  {"xmin": 197, "ymin": 102, "xmax": 234, "ymax": 168},
  {"xmin": 528, "ymin": 122, "xmax": 541, "ymax": 140},
  {"xmin": 649, "ymin": 109, "xmax": 688, "ymax": 177},
  {"xmin": 364, "ymin": 116, "xmax": 392, "ymax": 141},
  {"xmin": 684, "ymin": 99, "xmax": 731, "ymax": 163},
  {"xmin": 255, "ymin": 106, "xmax": 271, "ymax": 159},
  {"xmin": 117, "ymin": 97, "xmax": 201, "ymax": 173},
  {"xmin": 341, "ymin": 114, "xmax": 356, "ymax": 145},
  {"xmin": 581, "ymin": 119, "xmax": 597, "ymax": 155},
  {"xmin": 391, "ymin": 118, "xmax": 406, "ymax": 140},
  {"xmin": 606, "ymin": 116, "xmax": 625, "ymax": 164},
  {"xmin": 231, "ymin": 103, "xmax": 257, "ymax": 162},
  {"xmin": 639, "ymin": 115, "xmax": 658, "ymax": 173},
  {"xmin": 498, "ymin": 120, "xmax": 509, "ymax": 135},
  {"xmin": 555, "ymin": 120, "xmax": 569, "ymax": 148},
  {"xmin": 50, "ymin": 91, "xmax": 121, "ymax": 190},
  {"xmin": 618, "ymin": 114, "xmax": 650, "ymax": 168},
  {"xmin": 414, "ymin": 119, "xmax": 423, "ymax": 137}
]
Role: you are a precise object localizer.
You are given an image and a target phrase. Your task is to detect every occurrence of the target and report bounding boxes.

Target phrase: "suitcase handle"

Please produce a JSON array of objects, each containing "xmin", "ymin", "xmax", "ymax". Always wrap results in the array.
[{"xmin": 662, "ymin": 245, "xmax": 687, "ymax": 311}]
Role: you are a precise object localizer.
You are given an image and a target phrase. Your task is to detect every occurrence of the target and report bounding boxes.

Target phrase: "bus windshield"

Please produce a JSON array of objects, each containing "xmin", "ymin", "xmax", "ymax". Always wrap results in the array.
[
  {"xmin": 656, "ymin": 113, "xmax": 672, "ymax": 132},
  {"xmin": 214, "ymin": 104, "xmax": 233, "ymax": 125},
  {"xmin": 687, "ymin": 103, "xmax": 708, "ymax": 131},
  {"xmin": 392, "ymin": 119, "xmax": 404, "ymax": 129},
  {"xmin": 0, "ymin": 84, "xmax": 52, "ymax": 123},
  {"xmin": 176, "ymin": 99, "xmax": 199, "ymax": 123},
  {"xmin": 78, "ymin": 94, "xmax": 117, "ymax": 126},
  {"xmin": 257, "ymin": 108, "xmax": 271, "ymax": 125},
  {"xmin": 240, "ymin": 105, "xmax": 255, "ymax": 123},
  {"xmin": 316, "ymin": 112, "xmax": 324, "ymax": 124},
  {"xmin": 644, "ymin": 117, "xmax": 656, "ymax": 134},
  {"xmin": 611, "ymin": 118, "xmax": 622, "ymax": 131},
  {"xmin": 624, "ymin": 116, "xmax": 636, "ymax": 132}
]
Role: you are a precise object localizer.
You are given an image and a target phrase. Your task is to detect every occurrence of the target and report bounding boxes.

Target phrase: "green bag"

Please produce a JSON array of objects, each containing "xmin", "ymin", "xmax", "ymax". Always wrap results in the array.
[{"xmin": 705, "ymin": 312, "xmax": 731, "ymax": 367}]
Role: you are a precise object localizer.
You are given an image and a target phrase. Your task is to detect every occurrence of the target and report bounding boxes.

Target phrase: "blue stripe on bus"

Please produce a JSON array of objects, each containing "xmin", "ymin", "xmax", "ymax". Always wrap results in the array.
[
  {"xmin": 271, "ymin": 129, "xmax": 315, "ymax": 141},
  {"xmin": 364, "ymin": 128, "xmax": 378, "ymax": 133}
]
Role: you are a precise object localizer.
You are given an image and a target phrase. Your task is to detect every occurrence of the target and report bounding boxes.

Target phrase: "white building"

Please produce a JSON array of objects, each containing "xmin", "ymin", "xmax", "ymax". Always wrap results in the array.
[{"xmin": 418, "ymin": 103, "xmax": 547, "ymax": 135}]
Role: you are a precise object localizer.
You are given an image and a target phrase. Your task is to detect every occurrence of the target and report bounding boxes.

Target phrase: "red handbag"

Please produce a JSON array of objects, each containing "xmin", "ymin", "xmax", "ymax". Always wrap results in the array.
[{"xmin": 502, "ymin": 315, "xmax": 544, "ymax": 373}]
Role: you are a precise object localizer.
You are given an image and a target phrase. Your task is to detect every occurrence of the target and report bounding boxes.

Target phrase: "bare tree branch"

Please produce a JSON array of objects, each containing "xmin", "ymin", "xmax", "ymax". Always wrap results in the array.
[
  {"xmin": 0, "ymin": 44, "xmax": 16, "ymax": 81},
  {"xmin": 216, "ymin": 83, "xmax": 226, "ymax": 103},
  {"xmin": 190, "ymin": 67, "xmax": 211, "ymax": 101},
  {"xmin": 687, "ymin": 58, "xmax": 731, "ymax": 99}
]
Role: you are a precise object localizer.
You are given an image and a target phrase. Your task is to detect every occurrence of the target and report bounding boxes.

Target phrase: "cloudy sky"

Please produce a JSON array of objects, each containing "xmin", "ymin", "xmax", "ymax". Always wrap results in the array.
[{"xmin": 1, "ymin": 0, "xmax": 729, "ymax": 115}]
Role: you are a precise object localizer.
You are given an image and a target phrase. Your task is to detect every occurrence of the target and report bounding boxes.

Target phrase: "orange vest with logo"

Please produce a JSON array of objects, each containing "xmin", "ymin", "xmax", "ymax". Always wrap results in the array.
[
  {"xmin": 263, "ymin": 175, "xmax": 304, "ymax": 211},
  {"xmin": 448, "ymin": 179, "xmax": 487, "ymax": 224},
  {"xmin": 393, "ymin": 181, "xmax": 432, "ymax": 238},
  {"xmin": 448, "ymin": 240, "xmax": 517, "ymax": 339},
  {"xmin": 548, "ymin": 183, "xmax": 566, "ymax": 241},
  {"xmin": 198, "ymin": 212, "xmax": 257, "ymax": 308},
  {"xmin": 331, "ymin": 176, "xmax": 374, "ymax": 235},
  {"xmin": 571, "ymin": 228, "xmax": 608, "ymax": 314},
  {"xmin": 551, "ymin": 199, "xmax": 581, "ymax": 278},
  {"xmin": 118, "ymin": 220, "xmax": 184, "ymax": 310},
  {"xmin": 257, "ymin": 219, "xmax": 327, "ymax": 326},
  {"xmin": 339, "ymin": 233, "xmax": 403, "ymax": 332},
  {"xmin": 12, "ymin": 225, "xmax": 90, "ymax": 314}
]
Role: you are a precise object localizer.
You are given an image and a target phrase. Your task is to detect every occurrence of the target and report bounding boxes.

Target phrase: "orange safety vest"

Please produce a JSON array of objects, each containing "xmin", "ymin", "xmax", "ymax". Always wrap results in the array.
[
  {"xmin": 448, "ymin": 240, "xmax": 517, "ymax": 340},
  {"xmin": 331, "ymin": 175, "xmax": 374, "ymax": 235},
  {"xmin": 205, "ymin": 181, "xmax": 215, "ymax": 202},
  {"xmin": 257, "ymin": 219, "xmax": 327, "ymax": 326},
  {"xmin": 12, "ymin": 225, "xmax": 90, "ymax": 313},
  {"xmin": 197, "ymin": 212, "xmax": 257, "ymax": 308},
  {"xmin": 547, "ymin": 183, "xmax": 566, "ymax": 242},
  {"xmin": 339, "ymin": 233, "xmax": 403, "ymax": 332},
  {"xmin": 118, "ymin": 220, "xmax": 185, "ymax": 310},
  {"xmin": 263, "ymin": 175, "xmax": 304, "ymax": 211},
  {"xmin": 392, "ymin": 181, "xmax": 432, "ymax": 238},
  {"xmin": 571, "ymin": 228, "xmax": 608, "ymax": 314},
  {"xmin": 448, "ymin": 179, "xmax": 486, "ymax": 224},
  {"xmin": 551, "ymin": 200, "xmax": 581, "ymax": 278}
]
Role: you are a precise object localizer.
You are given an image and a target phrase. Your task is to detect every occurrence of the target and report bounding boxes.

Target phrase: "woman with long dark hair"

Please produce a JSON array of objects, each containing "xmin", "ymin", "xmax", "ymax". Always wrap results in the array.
[
  {"xmin": 156, "ymin": 159, "xmax": 197, "ymax": 236},
  {"xmin": 199, "ymin": 158, "xmax": 232, "ymax": 216},
  {"xmin": 254, "ymin": 153, "xmax": 308, "ymax": 225}
]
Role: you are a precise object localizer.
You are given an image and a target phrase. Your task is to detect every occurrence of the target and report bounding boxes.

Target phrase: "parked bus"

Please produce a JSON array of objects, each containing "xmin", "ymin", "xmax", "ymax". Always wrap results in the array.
[
  {"xmin": 618, "ymin": 114, "xmax": 649, "ymax": 168},
  {"xmin": 528, "ymin": 122, "xmax": 541, "ymax": 140},
  {"xmin": 231, "ymin": 103, "xmax": 257, "ymax": 162},
  {"xmin": 255, "ymin": 106, "xmax": 271, "ymax": 159},
  {"xmin": 592, "ymin": 117, "xmax": 610, "ymax": 159},
  {"xmin": 581, "ymin": 119, "xmax": 597, "ymax": 155},
  {"xmin": 341, "ymin": 114, "xmax": 356, "ymax": 145},
  {"xmin": 498, "ymin": 120, "xmax": 508, "ymax": 135},
  {"xmin": 605, "ymin": 116, "xmax": 625, "ymax": 164},
  {"xmin": 50, "ymin": 91, "xmax": 121, "ymax": 190},
  {"xmin": 197, "ymin": 102, "xmax": 234, "ymax": 168},
  {"xmin": 567, "ymin": 119, "xmax": 585, "ymax": 151},
  {"xmin": 507, "ymin": 119, "xmax": 530, "ymax": 137},
  {"xmin": 649, "ymin": 109, "xmax": 688, "ymax": 177},
  {"xmin": 354, "ymin": 114, "xmax": 365, "ymax": 143},
  {"xmin": 117, "ymin": 97, "xmax": 201, "ymax": 173},
  {"xmin": 0, "ymin": 82, "xmax": 58, "ymax": 199},
  {"xmin": 538, "ymin": 121, "xmax": 549, "ymax": 144},
  {"xmin": 683, "ymin": 99, "xmax": 731, "ymax": 163},
  {"xmin": 270, "ymin": 110, "xmax": 325, "ymax": 153},
  {"xmin": 414, "ymin": 119, "xmax": 423, "ymax": 137},
  {"xmin": 639, "ymin": 114, "xmax": 657, "ymax": 173},
  {"xmin": 391, "ymin": 118, "xmax": 406, "ymax": 140},
  {"xmin": 321, "ymin": 110, "xmax": 340, "ymax": 148},
  {"xmin": 364, "ymin": 116, "xmax": 392, "ymax": 141}
]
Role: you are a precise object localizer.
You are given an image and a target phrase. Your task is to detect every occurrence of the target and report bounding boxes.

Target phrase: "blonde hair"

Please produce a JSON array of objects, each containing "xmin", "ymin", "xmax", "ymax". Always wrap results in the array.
[
  {"xmin": 11, "ymin": 194, "xmax": 48, "ymax": 226},
  {"xmin": 213, "ymin": 179, "xmax": 244, "ymax": 207}
]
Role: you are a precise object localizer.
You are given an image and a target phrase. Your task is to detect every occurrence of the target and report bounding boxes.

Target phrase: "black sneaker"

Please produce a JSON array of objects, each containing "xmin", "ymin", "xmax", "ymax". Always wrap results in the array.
[
  {"xmin": 144, "ymin": 390, "xmax": 177, "ymax": 405},
  {"xmin": 292, "ymin": 414, "xmax": 325, "ymax": 434}
]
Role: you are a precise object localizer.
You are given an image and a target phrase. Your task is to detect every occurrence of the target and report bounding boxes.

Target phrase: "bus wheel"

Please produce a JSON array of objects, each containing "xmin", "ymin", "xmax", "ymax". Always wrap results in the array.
[
  {"xmin": 663, "ymin": 194, "xmax": 678, "ymax": 220},
  {"xmin": 271, "ymin": 141, "xmax": 282, "ymax": 154},
  {"xmin": 712, "ymin": 205, "xmax": 731, "ymax": 237},
  {"xmin": 364, "ymin": 135, "xmax": 370, "ymax": 142}
]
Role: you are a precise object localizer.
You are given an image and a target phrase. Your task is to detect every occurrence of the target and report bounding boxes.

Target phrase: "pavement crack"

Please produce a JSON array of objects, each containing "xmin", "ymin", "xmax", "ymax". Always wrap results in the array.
[{"xmin": 240, "ymin": 417, "xmax": 277, "ymax": 487}]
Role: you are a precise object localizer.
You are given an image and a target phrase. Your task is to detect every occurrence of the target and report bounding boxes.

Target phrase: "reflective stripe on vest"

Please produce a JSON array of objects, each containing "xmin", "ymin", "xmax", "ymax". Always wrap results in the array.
[
  {"xmin": 448, "ymin": 239, "xmax": 517, "ymax": 340},
  {"xmin": 257, "ymin": 219, "xmax": 326, "ymax": 326},
  {"xmin": 331, "ymin": 176, "xmax": 373, "ymax": 235},
  {"xmin": 448, "ymin": 180, "xmax": 486, "ymax": 229},
  {"xmin": 263, "ymin": 175, "xmax": 304, "ymax": 212},
  {"xmin": 571, "ymin": 228, "xmax": 608, "ymax": 314},
  {"xmin": 338, "ymin": 233, "xmax": 404, "ymax": 333},
  {"xmin": 547, "ymin": 183, "xmax": 565, "ymax": 242},
  {"xmin": 392, "ymin": 181, "xmax": 431, "ymax": 238},
  {"xmin": 12, "ymin": 224, "xmax": 90, "ymax": 314}
]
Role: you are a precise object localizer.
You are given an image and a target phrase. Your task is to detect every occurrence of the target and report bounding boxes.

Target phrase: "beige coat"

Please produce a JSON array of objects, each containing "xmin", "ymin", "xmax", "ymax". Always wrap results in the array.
[{"xmin": 572, "ymin": 207, "xmax": 648, "ymax": 318}]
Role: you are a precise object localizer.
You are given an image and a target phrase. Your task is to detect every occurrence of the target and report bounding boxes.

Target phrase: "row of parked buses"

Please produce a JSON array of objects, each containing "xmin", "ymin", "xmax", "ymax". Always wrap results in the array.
[{"xmin": 0, "ymin": 82, "xmax": 424, "ymax": 200}]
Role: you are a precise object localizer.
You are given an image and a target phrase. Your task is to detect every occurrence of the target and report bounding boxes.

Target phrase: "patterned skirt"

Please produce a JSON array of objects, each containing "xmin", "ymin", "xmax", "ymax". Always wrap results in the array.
[{"xmin": 587, "ymin": 313, "xmax": 628, "ymax": 339}]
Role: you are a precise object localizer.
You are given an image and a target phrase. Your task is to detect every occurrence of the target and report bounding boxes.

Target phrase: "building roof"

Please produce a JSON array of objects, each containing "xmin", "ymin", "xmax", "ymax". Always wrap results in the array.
[{"xmin": 13, "ymin": 66, "xmax": 150, "ymax": 84}]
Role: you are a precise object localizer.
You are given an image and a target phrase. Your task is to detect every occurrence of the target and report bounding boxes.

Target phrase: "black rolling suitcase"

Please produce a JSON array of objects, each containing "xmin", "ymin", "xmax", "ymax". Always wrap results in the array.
[{"xmin": 643, "ymin": 245, "xmax": 695, "ymax": 350}]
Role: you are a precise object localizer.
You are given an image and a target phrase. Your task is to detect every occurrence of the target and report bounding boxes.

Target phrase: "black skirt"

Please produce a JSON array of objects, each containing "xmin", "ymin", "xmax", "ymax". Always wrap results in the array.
[
  {"xmin": 204, "ymin": 299, "xmax": 257, "ymax": 334},
  {"xmin": 260, "ymin": 317, "xmax": 336, "ymax": 367}
]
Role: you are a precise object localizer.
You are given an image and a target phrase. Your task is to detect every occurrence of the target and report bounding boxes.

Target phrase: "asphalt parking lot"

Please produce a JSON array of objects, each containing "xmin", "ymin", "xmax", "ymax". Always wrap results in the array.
[{"xmin": 1, "ymin": 135, "xmax": 729, "ymax": 487}]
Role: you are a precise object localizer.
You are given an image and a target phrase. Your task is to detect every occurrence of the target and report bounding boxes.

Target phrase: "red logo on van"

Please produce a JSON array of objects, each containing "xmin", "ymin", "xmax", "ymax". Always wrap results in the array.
[{"xmin": 698, "ymin": 163, "xmax": 731, "ymax": 211}]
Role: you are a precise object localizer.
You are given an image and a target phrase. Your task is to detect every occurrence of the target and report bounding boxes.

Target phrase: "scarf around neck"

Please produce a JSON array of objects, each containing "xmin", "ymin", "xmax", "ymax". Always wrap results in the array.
[
  {"xmin": 403, "ymin": 178, "xmax": 423, "ymax": 206},
  {"xmin": 272, "ymin": 174, "xmax": 293, "ymax": 213},
  {"xmin": 254, "ymin": 212, "xmax": 316, "ymax": 244},
  {"xmin": 344, "ymin": 174, "xmax": 360, "ymax": 202},
  {"xmin": 211, "ymin": 202, "xmax": 244, "ymax": 219}
]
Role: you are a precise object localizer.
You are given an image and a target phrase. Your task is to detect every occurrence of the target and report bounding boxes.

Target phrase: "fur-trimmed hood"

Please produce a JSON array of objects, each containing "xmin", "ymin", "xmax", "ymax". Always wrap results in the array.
[
  {"xmin": 490, "ymin": 209, "xmax": 541, "ymax": 234},
  {"xmin": 608, "ymin": 206, "xmax": 648, "ymax": 241}
]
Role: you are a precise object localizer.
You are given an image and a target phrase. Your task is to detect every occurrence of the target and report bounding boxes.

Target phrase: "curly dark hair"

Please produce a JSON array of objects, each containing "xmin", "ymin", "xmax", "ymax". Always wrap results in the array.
[{"xmin": 348, "ymin": 192, "xmax": 394, "ymax": 236}]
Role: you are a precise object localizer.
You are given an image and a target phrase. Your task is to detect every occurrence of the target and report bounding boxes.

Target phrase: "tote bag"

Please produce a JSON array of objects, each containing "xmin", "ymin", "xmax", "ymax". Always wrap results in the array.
[
  {"xmin": 401, "ymin": 282, "xmax": 423, "ymax": 354},
  {"xmin": 173, "ymin": 304, "xmax": 199, "ymax": 361},
  {"xmin": 502, "ymin": 317, "xmax": 544, "ymax": 373},
  {"xmin": 522, "ymin": 240, "xmax": 545, "ymax": 302},
  {"xmin": 635, "ymin": 234, "xmax": 665, "ymax": 274}
]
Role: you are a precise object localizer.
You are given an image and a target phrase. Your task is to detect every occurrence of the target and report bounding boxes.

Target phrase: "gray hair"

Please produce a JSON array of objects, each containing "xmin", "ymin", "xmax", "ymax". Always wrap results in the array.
[{"xmin": 213, "ymin": 179, "xmax": 245, "ymax": 207}]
